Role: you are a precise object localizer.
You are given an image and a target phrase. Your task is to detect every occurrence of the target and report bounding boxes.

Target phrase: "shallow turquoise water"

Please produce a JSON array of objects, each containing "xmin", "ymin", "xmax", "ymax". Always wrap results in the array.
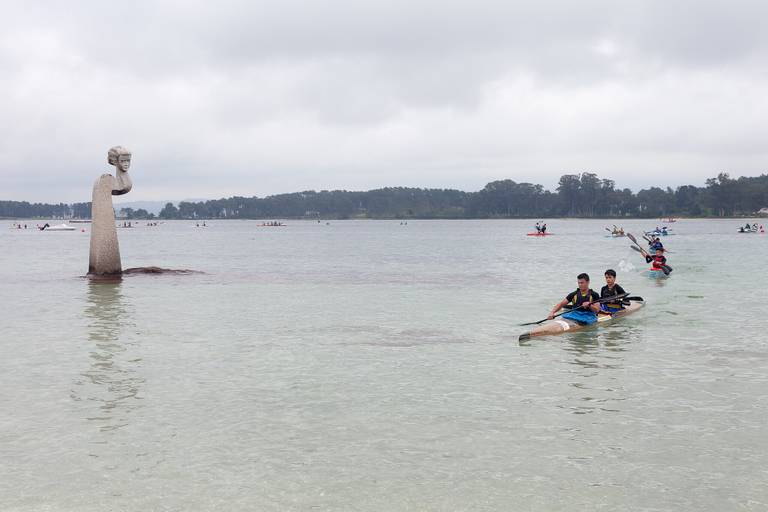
[{"xmin": 1, "ymin": 219, "xmax": 767, "ymax": 511}]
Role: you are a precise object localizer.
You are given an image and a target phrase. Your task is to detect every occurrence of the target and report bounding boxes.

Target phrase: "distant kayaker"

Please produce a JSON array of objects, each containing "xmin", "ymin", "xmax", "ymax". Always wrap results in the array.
[
  {"xmin": 547, "ymin": 273, "xmax": 601, "ymax": 324},
  {"xmin": 649, "ymin": 237, "xmax": 664, "ymax": 251},
  {"xmin": 600, "ymin": 269, "xmax": 627, "ymax": 314},
  {"xmin": 541, "ymin": 223, "xmax": 547, "ymax": 234},
  {"xmin": 535, "ymin": 221, "xmax": 541, "ymax": 234}
]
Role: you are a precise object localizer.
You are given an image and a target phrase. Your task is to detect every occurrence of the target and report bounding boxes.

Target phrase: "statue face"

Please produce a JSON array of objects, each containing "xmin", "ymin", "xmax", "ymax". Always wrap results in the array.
[{"xmin": 117, "ymin": 155, "xmax": 131, "ymax": 172}]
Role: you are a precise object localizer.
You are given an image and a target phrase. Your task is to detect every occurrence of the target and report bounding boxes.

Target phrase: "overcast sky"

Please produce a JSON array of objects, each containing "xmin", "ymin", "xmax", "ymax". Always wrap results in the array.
[{"xmin": 1, "ymin": 0, "xmax": 767, "ymax": 203}]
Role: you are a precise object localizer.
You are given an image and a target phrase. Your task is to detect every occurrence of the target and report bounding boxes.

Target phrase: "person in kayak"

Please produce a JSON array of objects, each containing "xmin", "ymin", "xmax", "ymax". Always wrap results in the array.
[
  {"xmin": 649, "ymin": 237, "xmax": 664, "ymax": 251},
  {"xmin": 547, "ymin": 273, "xmax": 601, "ymax": 325},
  {"xmin": 643, "ymin": 247, "xmax": 668, "ymax": 272},
  {"xmin": 535, "ymin": 221, "xmax": 541, "ymax": 234},
  {"xmin": 541, "ymin": 222, "xmax": 547, "ymax": 234},
  {"xmin": 600, "ymin": 269, "xmax": 627, "ymax": 314}
]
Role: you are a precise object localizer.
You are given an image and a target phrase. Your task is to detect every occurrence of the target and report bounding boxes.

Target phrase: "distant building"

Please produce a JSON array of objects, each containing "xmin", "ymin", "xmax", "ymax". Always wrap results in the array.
[{"xmin": 759, "ymin": 208, "xmax": 768, "ymax": 217}]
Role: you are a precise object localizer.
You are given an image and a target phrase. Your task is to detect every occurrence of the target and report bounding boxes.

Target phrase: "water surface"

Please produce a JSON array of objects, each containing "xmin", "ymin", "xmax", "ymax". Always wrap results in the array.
[{"xmin": 1, "ymin": 219, "xmax": 766, "ymax": 511}]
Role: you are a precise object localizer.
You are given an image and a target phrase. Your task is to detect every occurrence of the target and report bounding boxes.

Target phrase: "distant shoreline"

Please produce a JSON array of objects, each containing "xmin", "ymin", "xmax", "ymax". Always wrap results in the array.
[
  {"xmin": 4, "ymin": 172, "xmax": 768, "ymax": 220},
  {"xmin": 4, "ymin": 216, "xmax": 766, "ymax": 221}
]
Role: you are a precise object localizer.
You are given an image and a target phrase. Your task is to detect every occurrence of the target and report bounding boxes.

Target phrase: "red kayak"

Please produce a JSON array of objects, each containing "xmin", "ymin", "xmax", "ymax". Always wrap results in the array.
[{"xmin": 526, "ymin": 232, "xmax": 554, "ymax": 236}]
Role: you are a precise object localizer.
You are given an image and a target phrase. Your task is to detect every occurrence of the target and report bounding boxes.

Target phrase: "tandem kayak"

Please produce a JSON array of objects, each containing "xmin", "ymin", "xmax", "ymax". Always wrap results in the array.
[
  {"xmin": 519, "ymin": 299, "xmax": 645, "ymax": 341},
  {"xmin": 526, "ymin": 233, "xmax": 554, "ymax": 236}
]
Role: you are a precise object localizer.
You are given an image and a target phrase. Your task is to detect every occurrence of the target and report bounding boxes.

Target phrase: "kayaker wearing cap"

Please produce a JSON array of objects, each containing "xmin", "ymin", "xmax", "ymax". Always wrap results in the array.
[
  {"xmin": 649, "ymin": 237, "xmax": 664, "ymax": 251},
  {"xmin": 547, "ymin": 273, "xmax": 601, "ymax": 325},
  {"xmin": 600, "ymin": 269, "xmax": 627, "ymax": 314},
  {"xmin": 642, "ymin": 247, "xmax": 668, "ymax": 272}
]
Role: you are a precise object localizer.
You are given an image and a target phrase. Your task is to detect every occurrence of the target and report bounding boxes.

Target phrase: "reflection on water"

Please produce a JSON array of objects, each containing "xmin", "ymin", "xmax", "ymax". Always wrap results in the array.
[
  {"xmin": 71, "ymin": 282, "xmax": 144, "ymax": 433},
  {"xmin": 559, "ymin": 327, "xmax": 633, "ymax": 415}
]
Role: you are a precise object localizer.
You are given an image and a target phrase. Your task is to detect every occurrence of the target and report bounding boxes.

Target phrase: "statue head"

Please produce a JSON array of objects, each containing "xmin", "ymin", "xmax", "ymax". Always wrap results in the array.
[
  {"xmin": 108, "ymin": 146, "xmax": 131, "ymax": 173},
  {"xmin": 107, "ymin": 146, "xmax": 132, "ymax": 195}
]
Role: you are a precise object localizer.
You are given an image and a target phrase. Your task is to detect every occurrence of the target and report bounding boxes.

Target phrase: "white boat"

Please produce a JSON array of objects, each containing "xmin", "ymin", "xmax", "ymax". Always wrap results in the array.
[{"xmin": 43, "ymin": 223, "xmax": 77, "ymax": 231}]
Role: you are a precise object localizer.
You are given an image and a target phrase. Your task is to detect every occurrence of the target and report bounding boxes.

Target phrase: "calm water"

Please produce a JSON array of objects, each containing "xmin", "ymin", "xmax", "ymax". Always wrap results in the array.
[{"xmin": 1, "ymin": 219, "xmax": 767, "ymax": 511}]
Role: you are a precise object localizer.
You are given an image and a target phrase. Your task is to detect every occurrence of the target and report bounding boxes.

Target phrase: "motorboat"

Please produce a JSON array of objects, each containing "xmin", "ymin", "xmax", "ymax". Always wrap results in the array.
[{"xmin": 42, "ymin": 223, "xmax": 77, "ymax": 231}]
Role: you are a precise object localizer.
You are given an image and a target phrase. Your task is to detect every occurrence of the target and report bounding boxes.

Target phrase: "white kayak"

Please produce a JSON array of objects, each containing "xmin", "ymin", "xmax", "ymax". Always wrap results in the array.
[{"xmin": 519, "ymin": 299, "xmax": 645, "ymax": 341}]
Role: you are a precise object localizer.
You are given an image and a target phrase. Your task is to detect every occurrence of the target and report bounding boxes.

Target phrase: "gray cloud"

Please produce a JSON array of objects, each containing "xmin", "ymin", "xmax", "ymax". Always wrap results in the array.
[{"xmin": 1, "ymin": 0, "xmax": 767, "ymax": 202}]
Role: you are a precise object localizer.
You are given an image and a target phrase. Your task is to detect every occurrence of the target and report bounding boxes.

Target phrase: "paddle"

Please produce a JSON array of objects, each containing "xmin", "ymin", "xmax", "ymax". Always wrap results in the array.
[
  {"xmin": 519, "ymin": 292, "xmax": 630, "ymax": 326},
  {"xmin": 628, "ymin": 233, "xmax": 673, "ymax": 274}
]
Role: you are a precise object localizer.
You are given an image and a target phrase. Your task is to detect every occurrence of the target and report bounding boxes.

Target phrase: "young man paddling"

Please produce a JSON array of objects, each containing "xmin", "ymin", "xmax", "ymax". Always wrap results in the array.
[
  {"xmin": 600, "ymin": 269, "xmax": 626, "ymax": 314},
  {"xmin": 547, "ymin": 273, "xmax": 601, "ymax": 325}
]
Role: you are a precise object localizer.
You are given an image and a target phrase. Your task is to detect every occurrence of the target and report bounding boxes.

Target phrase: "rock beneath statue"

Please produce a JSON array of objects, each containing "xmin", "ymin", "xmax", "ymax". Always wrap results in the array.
[{"xmin": 122, "ymin": 267, "xmax": 203, "ymax": 275}]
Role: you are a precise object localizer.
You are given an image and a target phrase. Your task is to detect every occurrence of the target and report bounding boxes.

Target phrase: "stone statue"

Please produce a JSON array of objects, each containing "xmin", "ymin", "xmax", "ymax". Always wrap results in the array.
[{"xmin": 88, "ymin": 146, "xmax": 133, "ymax": 275}]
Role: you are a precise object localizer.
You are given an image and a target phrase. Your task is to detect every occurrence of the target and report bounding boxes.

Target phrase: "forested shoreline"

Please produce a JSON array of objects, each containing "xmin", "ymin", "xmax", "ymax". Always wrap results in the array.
[{"xmin": 3, "ymin": 172, "xmax": 767, "ymax": 220}]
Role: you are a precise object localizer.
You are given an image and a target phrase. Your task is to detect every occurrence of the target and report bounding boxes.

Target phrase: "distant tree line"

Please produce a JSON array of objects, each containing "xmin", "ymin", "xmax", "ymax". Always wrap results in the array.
[{"xmin": 3, "ymin": 172, "xmax": 768, "ymax": 219}]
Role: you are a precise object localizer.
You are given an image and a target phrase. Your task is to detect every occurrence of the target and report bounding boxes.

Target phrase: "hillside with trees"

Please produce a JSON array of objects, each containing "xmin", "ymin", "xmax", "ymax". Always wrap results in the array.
[{"xmin": 2, "ymin": 172, "xmax": 767, "ymax": 219}]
